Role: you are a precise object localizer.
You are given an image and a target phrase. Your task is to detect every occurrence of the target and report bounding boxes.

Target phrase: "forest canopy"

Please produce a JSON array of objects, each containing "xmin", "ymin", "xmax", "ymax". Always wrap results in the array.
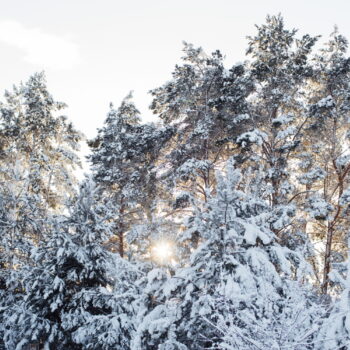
[{"xmin": 1, "ymin": 14, "xmax": 350, "ymax": 350}]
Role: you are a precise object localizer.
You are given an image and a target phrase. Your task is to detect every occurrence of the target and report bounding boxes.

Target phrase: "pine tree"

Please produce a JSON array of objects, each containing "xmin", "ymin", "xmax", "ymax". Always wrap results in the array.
[
  {"xmin": 237, "ymin": 14, "xmax": 318, "ymax": 249},
  {"xmin": 134, "ymin": 160, "xmax": 317, "ymax": 349},
  {"xmin": 216, "ymin": 281, "xmax": 323, "ymax": 350},
  {"xmin": 302, "ymin": 29, "xmax": 350, "ymax": 294},
  {"xmin": 0, "ymin": 73, "xmax": 83, "ymax": 349},
  {"xmin": 88, "ymin": 93, "xmax": 172, "ymax": 257},
  {"xmin": 62, "ymin": 181, "xmax": 140, "ymax": 350},
  {"xmin": 0, "ymin": 160, "xmax": 48, "ymax": 350},
  {"xmin": 0, "ymin": 72, "xmax": 82, "ymax": 210},
  {"xmin": 150, "ymin": 42, "xmax": 253, "ymax": 200},
  {"xmin": 317, "ymin": 235, "xmax": 350, "ymax": 349},
  {"xmin": 3, "ymin": 179, "xmax": 115, "ymax": 349}
]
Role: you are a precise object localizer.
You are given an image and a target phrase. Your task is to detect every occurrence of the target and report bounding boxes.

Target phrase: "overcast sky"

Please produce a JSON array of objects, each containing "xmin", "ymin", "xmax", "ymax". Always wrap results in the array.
[{"xmin": 0, "ymin": 0, "xmax": 350, "ymax": 140}]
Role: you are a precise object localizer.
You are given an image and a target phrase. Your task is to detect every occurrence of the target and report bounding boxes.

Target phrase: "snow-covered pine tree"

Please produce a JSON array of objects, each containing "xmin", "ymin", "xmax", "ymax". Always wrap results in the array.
[
  {"xmin": 3, "ymin": 179, "xmax": 117, "ymax": 349},
  {"xmin": 147, "ymin": 43, "xmax": 255, "ymax": 271},
  {"xmin": 0, "ymin": 163, "xmax": 47, "ymax": 350},
  {"xmin": 150, "ymin": 42, "xmax": 253, "ymax": 200},
  {"xmin": 88, "ymin": 93, "xmax": 172, "ymax": 257},
  {"xmin": 133, "ymin": 160, "xmax": 320, "ymax": 349},
  {"xmin": 0, "ymin": 73, "xmax": 82, "ymax": 268},
  {"xmin": 236, "ymin": 14, "xmax": 318, "ymax": 249},
  {"xmin": 62, "ymin": 180, "xmax": 140, "ymax": 350},
  {"xmin": 215, "ymin": 280, "xmax": 324, "ymax": 350},
  {"xmin": 317, "ymin": 235, "xmax": 350, "ymax": 349},
  {"xmin": 301, "ymin": 29, "xmax": 350, "ymax": 294},
  {"xmin": 0, "ymin": 72, "xmax": 82, "ymax": 211},
  {"xmin": 0, "ymin": 73, "xmax": 83, "ymax": 349}
]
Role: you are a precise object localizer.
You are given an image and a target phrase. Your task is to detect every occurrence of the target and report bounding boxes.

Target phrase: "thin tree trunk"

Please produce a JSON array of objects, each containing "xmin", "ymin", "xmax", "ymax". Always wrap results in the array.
[
  {"xmin": 322, "ymin": 223, "xmax": 333, "ymax": 294},
  {"xmin": 118, "ymin": 199, "xmax": 125, "ymax": 258}
]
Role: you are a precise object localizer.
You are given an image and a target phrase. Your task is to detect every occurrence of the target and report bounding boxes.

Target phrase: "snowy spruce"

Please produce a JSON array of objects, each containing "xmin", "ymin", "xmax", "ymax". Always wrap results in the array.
[{"xmin": 3, "ymin": 14, "xmax": 350, "ymax": 350}]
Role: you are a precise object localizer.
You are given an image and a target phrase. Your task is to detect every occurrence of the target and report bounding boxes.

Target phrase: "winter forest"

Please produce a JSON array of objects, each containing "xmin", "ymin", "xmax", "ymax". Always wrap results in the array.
[{"xmin": 2, "ymin": 14, "xmax": 350, "ymax": 349}]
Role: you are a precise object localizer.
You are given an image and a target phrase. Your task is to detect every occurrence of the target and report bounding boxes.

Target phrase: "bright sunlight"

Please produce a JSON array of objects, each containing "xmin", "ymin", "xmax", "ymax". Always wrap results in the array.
[{"xmin": 151, "ymin": 241, "xmax": 173, "ymax": 263}]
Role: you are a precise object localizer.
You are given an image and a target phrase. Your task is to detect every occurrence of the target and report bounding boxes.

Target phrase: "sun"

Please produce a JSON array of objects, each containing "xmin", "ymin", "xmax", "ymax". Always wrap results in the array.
[{"xmin": 152, "ymin": 241, "xmax": 173, "ymax": 263}]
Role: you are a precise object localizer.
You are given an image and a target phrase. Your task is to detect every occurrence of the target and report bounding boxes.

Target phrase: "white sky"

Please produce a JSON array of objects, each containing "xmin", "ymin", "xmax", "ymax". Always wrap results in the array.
[{"xmin": 0, "ymin": 0, "xmax": 350, "ymax": 140}]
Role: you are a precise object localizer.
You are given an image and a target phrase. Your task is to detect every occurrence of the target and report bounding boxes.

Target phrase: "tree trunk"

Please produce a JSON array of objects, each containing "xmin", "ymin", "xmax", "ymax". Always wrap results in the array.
[
  {"xmin": 322, "ymin": 223, "xmax": 333, "ymax": 294},
  {"xmin": 118, "ymin": 200, "xmax": 125, "ymax": 258}
]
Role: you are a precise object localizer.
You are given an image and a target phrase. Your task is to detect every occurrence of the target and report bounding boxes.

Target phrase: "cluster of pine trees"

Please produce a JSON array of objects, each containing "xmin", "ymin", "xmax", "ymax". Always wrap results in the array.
[{"xmin": 2, "ymin": 14, "xmax": 350, "ymax": 349}]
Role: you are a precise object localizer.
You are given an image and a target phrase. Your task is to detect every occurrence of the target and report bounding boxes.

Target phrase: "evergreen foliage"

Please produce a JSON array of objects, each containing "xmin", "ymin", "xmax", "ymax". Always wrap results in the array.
[
  {"xmin": 88, "ymin": 93, "xmax": 173, "ymax": 257},
  {"xmin": 4, "ymin": 14, "xmax": 350, "ymax": 350}
]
